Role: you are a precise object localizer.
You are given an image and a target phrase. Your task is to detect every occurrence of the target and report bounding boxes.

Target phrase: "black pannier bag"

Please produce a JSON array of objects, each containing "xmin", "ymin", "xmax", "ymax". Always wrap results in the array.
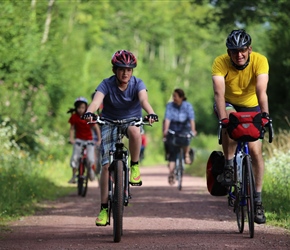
[{"xmin": 206, "ymin": 151, "xmax": 228, "ymax": 196}]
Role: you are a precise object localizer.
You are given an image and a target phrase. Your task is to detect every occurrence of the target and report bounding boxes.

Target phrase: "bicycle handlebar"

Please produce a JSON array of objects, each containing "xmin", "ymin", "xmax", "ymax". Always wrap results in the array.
[
  {"xmin": 88, "ymin": 114, "xmax": 156, "ymax": 127},
  {"xmin": 218, "ymin": 119, "xmax": 274, "ymax": 145},
  {"xmin": 168, "ymin": 129, "xmax": 195, "ymax": 138}
]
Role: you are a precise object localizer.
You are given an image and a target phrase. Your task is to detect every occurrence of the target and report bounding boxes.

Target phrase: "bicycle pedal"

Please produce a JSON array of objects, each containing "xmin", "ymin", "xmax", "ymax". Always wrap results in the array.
[{"xmin": 129, "ymin": 181, "xmax": 142, "ymax": 186}]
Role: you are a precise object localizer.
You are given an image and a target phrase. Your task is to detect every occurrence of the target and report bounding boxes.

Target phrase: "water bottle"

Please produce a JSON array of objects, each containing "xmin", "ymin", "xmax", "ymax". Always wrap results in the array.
[{"xmin": 236, "ymin": 150, "xmax": 243, "ymax": 182}]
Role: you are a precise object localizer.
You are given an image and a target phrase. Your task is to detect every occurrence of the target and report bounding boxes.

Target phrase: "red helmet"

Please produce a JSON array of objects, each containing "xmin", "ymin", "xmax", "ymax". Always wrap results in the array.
[{"xmin": 111, "ymin": 50, "xmax": 137, "ymax": 68}]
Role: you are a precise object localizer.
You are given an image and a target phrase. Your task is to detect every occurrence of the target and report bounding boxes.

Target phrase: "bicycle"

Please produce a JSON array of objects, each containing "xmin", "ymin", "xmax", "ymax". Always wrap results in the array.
[
  {"xmin": 218, "ymin": 111, "xmax": 273, "ymax": 238},
  {"xmin": 76, "ymin": 143, "xmax": 90, "ymax": 197},
  {"xmin": 91, "ymin": 115, "xmax": 156, "ymax": 242},
  {"xmin": 168, "ymin": 129, "xmax": 194, "ymax": 191}
]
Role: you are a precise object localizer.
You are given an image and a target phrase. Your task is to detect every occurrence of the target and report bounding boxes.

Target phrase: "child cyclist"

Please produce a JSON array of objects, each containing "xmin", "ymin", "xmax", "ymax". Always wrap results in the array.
[
  {"xmin": 83, "ymin": 50, "xmax": 158, "ymax": 226},
  {"xmin": 67, "ymin": 97, "xmax": 101, "ymax": 183}
]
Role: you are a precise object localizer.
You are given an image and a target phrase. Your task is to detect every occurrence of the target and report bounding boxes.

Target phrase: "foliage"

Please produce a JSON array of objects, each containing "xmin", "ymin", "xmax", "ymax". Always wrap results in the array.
[
  {"xmin": 0, "ymin": 120, "xmax": 73, "ymax": 220},
  {"xmin": 263, "ymin": 150, "xmax": 290, "ymax": 229}
]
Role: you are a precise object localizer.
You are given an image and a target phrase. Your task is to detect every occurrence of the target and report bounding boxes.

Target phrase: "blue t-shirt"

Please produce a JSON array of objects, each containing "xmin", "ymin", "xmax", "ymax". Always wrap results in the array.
[
  {"xmin": 96, "ymin": 75, "xmax": 146, "ymax": 119},
  {"xmin": 164, "ymin": 101, "xmax": 195, "ymax": 133}
]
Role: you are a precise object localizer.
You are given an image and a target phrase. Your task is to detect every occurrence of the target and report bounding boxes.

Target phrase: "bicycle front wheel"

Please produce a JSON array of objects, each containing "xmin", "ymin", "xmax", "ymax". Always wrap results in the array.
[
  {"xmin": 78, "ymin": 159, "xmax": 89, "ymax": 197},
  {"xmin": 177, "ymin": 152, "xmax": 183, "ymax": 191},
  {"xmin": 234, "ymin": 186, "xmax": 245, "ymax": 233},
  {"xmin": 243, "ymin": 155, "xmax": 255, "ymax": 238},
  {"xmin": 113, "ymin": 160, "xmax": 124, "ymax": 243}
]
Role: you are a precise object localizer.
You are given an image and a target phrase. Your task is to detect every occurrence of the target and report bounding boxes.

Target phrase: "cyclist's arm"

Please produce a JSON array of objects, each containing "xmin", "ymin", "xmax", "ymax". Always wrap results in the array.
[
  {"xmin": 256, "ymin": 73, "xmax": 269, "ymax": 114},
  {"xmin": 138, "ymin": 89, "xmax": 156, "ymax": 115},
  {"xmin": 190, "ymin": 119, "xmax": 197, "ymax": 136},
  {"xmin": 69, "ymin": 125, "xmax": 75, "ymax": 144},
  {"xmin": 87, "ymin": 91, "xmax": 105, "ymax": 114},
  {"xmin": 163, "ymin": 118, "xmax": 170, "ymax": 137},
  {"xmin": 212, "ymin": 75, "xmax": 227, "ymax": 119}
]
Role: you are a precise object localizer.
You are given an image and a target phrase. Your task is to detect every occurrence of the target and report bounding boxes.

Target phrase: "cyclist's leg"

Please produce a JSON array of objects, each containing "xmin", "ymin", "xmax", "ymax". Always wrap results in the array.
[
  {"xmin": 86, "ymin": 141, "xmax": 96, "ymax": 181},
  {"xmin": 214, "ymin": 102, "xmax": 237, "ymax": 161},
  {"xmin": 69, "ymin": 140, "xmax": 82, "ymax": 183},
  {"xmin": 183, "ymin": 140, "xmax": 191, "ymax": 164},
  {"xmin": 166, "ymin": 134, "xmax": 177, "ymax": 183},
  {"xmin": 249, "ymin": 140, "xmax": 266, "ymax": 224},
  {"xmin": 127, "ymin": 126, "xmax": 141, "ymax": 162},
  {"xmin": 214, "ymin": 103, "xmax": 237, "ymax": 185},
  {"xmin": 95, "ymin": 163, "xmax": 110, "ymax": 226},
  {"xmin": 127, "ymin": 126, "xmax": 142, "ymax": 184},
  {"xmin": 96, "ymin": 125, "xmax": 115, "ymax": 226}
]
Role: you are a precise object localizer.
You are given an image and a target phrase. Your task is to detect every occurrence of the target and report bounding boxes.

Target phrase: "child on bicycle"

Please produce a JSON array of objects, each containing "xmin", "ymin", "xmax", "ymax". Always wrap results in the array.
[
  {"xmin": 83, "ymin": 50, "xmax": 158, "ymax": 226},
  {"xmin": 67, "ymin": 97, "xmax": 101, "ymax": 184},
  {"xmin": 163, "ymin": 88, "xmax": 197, "ymax": 185}
]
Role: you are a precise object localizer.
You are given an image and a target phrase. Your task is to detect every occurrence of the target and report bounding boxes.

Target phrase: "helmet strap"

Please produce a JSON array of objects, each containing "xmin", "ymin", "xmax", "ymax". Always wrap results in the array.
[{"xmin": 230, "ymin": 55, "xmax": 250, "ymax": 70}]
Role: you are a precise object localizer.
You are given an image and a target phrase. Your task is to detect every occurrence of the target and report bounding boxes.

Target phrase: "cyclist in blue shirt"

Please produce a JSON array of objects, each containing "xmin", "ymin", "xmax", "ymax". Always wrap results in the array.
[
  {"xmin": 163, "ymin": 88, "xmax": 197, "ymax": 184},
  {"xmin": 84, "ymin": 50, "xmax": 158, "ymax": 226}
]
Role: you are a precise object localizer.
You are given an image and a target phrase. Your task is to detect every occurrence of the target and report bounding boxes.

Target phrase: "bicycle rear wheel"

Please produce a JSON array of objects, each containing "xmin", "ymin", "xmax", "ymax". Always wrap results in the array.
[
  {"xmin": 113, "ymin": 160, "xmax": 124, "ymax": 243},
  {"xmin": 244, "ymin": 155, "xmax": 255, "ymax": 238}
]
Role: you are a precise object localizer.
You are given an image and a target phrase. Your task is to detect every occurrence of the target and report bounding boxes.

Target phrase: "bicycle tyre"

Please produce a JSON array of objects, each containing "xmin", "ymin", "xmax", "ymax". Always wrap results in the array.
[
  {"xmin": 244, "ymin": 155, "xmax": 255, "ymax": 238},
  {"xmin": 77, "ymin": 159, "xmax": 84, "ymax": 196},
  {"xmin": 113, "ymin": 160, "xmax": 124, "ymax": 243},
  {"xmin": 177, "ymin": 152, "xmax": 183, "ymax": 191},
  {"xmin": 77, "ymin": 159, "xmax": 89, "ymax": 197},
  {"xmin": 235, "ymin": 186, "xmax": 245, "ymax": 233}
]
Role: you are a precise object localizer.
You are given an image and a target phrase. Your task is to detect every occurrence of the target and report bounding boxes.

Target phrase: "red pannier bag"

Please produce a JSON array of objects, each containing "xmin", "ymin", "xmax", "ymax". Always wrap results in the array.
[{"xmin": 227, "ymin": 112, "xmax": 263, "ymax": 142}]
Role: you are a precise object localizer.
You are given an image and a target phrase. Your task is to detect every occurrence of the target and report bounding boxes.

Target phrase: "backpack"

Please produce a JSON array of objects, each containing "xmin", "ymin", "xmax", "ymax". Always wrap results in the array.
[{"xmin": 206, "ymin": 151, "xmax": 228, "ymax": 196}]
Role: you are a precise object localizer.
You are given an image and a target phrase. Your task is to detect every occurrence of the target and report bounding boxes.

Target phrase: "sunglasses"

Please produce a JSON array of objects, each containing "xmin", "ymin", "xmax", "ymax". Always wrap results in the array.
[{"xmin": 229, "ymin": 47, "xmax": 248, "ymax": 54}]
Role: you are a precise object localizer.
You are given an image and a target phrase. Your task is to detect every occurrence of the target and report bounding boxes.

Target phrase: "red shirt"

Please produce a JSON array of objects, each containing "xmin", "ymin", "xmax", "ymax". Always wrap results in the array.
[{"xmin": 69, "ymin": 113, "xmax": 93, "ymax": 140}]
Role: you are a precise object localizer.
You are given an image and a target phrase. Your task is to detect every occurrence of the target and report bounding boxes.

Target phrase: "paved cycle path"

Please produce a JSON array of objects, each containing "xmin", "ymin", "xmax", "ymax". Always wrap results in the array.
[{"xmin": 1, "ymin": 165, "xmax": 289, "ymax": 249}]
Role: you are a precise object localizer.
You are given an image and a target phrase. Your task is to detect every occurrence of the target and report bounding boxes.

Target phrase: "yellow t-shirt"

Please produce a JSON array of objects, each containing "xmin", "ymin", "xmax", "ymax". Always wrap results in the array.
[{"xmin": 212, "ymin": 52, "xmax": 269, "ymax": 107}]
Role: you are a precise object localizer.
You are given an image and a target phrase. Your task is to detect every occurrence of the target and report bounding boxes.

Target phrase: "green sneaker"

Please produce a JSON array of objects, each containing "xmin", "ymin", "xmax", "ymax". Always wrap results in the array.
[
  {"xmin": 95, "ymin": 208, "xmax": 108, "ymax": 226},
  {"xmin": 130, "ymin": 164, "xmax": 142, "ymax": 186}
]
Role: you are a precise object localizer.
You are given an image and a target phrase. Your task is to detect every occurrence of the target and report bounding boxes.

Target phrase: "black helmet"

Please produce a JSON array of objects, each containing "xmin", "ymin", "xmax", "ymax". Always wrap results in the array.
[{"xmin": 226, "ymin": 29, "xmax": 251, "ymax": 49}]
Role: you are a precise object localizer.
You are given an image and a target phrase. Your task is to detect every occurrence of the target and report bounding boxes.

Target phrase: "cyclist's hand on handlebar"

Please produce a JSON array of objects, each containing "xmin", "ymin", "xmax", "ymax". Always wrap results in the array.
[
  {"xmin": 82, "ymin": 112, "xmax": 95, "ymax": 122},
  {"xmin": 220, "ymin": 118, "xmax": 229, "ymax": 128},
  {"xmin": 261, "ymin": 112, "xmax": 270, "ymax": 127},
  {"xmin": 145, "ymin": 114, "xmax": 159, "ymax": 124},
  {"xmin": 190, "ymin": 130, "xmax": 197, "ymax": 137}
]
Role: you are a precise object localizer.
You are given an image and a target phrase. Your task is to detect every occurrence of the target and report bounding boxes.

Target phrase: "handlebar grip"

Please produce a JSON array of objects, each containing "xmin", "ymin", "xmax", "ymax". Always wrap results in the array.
[
  {"xmin": 218, "ymin": 122, "xmax": 222, "ymax": 145},
  {"xmin": 268, "ymin": 119, "xmax": 274, "ymax": 143}
]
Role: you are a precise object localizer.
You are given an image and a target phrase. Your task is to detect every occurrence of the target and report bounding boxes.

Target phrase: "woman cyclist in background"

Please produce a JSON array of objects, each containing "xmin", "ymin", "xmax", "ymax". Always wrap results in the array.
[{"xmin": 163, "ymin": 88, "xmax": 197, "ymax": 184}]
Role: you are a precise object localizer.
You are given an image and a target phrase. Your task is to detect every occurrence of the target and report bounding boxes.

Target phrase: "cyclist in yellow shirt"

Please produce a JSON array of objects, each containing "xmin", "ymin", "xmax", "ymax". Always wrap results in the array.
[{"xmin": 212, "ymin": 29, "xmax": 271, "ymax": 224}]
